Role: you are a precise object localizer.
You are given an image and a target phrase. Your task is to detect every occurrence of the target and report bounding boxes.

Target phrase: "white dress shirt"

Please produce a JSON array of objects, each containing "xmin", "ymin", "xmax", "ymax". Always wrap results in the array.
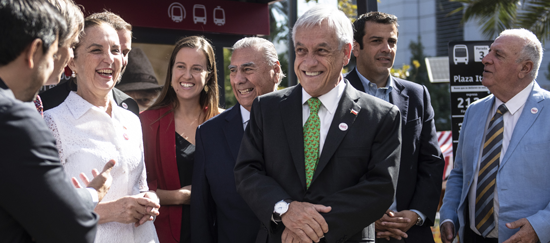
[
  {"xmin": 240, "ymin": 105, "xmax": 250, "ymax": 130},
  {"xmin": 467, "ymin": 81, "xmax": 533, "ymax": 237},
  {"xmin": 301, "ymin": 78, "xmax": 346, "ymax": 154},
  {"xmin": 44, "ymin": 91, "xmax": 159, "ymax": 243}
]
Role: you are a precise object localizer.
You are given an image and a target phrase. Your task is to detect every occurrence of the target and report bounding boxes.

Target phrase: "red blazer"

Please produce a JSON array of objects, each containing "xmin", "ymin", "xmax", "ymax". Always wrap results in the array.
[{"xmin": 141, "ymin": 106, "xmax": 182, "ymax": 243}]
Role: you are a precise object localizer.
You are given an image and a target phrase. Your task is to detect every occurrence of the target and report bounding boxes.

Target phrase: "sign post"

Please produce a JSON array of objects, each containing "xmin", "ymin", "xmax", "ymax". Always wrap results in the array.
[{"xmin": 448, "ymin": 41, "xmax": 493, "ymax": 157}]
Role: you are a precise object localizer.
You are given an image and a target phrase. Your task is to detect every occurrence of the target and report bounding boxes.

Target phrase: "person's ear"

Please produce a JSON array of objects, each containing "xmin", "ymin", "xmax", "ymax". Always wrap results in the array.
[
  {"xmin": 518, "ymin": 60, "xmax": 533, "ymax": 79},
  {"xmin": 273, "ymin": 61, "xmax": 282, "ymax": 84},
  {"xmin": 343, "ymin": 42, "xmax": 352, "ymax": 66},
  {"xmin": 352, "ymin": 40, "xmax": 360, "ymax": 58},
  {"xmin": 24, "ymin": 39, "xmax": 43, "ymax": 69}
]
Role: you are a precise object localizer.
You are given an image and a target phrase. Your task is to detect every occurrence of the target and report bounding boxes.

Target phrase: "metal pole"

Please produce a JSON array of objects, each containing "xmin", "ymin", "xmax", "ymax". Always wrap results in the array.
[{"xmin": 287, "ymin": 0, "xmax": 297, "ymax": 87}]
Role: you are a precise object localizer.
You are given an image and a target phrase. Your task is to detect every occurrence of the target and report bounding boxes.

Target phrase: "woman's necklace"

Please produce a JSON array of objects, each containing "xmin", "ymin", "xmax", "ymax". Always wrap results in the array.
[{"xmin": 176, "ymin": 117, "xmax": 199, "ymax": 140}]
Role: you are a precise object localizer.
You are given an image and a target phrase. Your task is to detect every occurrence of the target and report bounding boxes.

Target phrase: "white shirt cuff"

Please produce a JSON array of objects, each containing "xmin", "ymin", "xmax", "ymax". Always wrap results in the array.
[
  {"xmin": 86, "ymin": 187, "xmax": 99, "ymax": 206},
  {"xmin": 410, "ymin": 209, "xmax": 426, "ymax": 225}
]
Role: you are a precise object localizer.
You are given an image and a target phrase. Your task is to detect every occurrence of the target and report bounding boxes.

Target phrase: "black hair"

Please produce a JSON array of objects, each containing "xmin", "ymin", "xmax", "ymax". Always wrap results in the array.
[
  {"xmin": 353, "ymin": 11, "xmax": 398, "ymax": 49},
  {"xmin": 0, "ymin": 0, "xmax": 67, "ymax": 66}
]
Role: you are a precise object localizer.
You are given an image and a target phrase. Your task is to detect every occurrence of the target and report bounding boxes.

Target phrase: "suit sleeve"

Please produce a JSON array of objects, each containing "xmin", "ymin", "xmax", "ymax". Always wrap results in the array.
[
  {"xmin": 190, "ymin": 125, "xmax": 217, "ymax": 243},
  {"xmin": 0, "ymin": 103, "xmax": 98, "ymax": 243},
  {"xmin": 408, "ymin": 85, "xmax": 445, "ymax": 225},
  {"xmin": 320, "ymin": 104, "xmax": 402, "ymax": 242},
  {"xmin": 234, "ymin": 98, "xmax": 292, "ymax": 233},
  {"xmin": 440, "ymin": 105, "xmax": 470, "ymax": 229}
]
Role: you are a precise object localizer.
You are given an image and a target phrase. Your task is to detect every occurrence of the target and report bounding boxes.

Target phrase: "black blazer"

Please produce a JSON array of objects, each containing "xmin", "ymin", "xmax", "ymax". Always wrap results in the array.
[
  {"xmin": 40, "ymin": 80, "xmax": 139, "ymax": 116},
  {"xmin": 234, "ymin": 80, "xmax": 402, "ymax": 243},
  {"xmin": 0, "ymin": 79, "xmax": 98, "ymax": 243},
  {"xmin": 191, "ymin": 104, "xmax": 260, "ymax": 243},
  {"xmin": 346, "ymin": 68, "xmax": 444, "ymax": 243}
]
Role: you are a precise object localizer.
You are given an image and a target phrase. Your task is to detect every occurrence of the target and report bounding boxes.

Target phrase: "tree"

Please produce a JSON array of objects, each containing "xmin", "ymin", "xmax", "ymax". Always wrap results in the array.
[
  {"xmin": 451, "ymin": 0, "xmax": 550, "ymax": 43},
  {"xmin": 409, "ymin": 36, "xmax": 451, "ymax": 131}
]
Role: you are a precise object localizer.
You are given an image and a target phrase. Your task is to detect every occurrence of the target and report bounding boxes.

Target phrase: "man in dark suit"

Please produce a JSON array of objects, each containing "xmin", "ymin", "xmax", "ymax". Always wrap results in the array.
[
  {"xmin": 0, "ymin": 1, "xmax": 124, "ymax": 242},
  {"xmin": 40, "ymin": 11, "xmax": 139, "ymax": 116},
  {"xmin": 191, "ymin": 37, "xmax": 283, "ymax": 243},
  {"xmin": 345, "ymin": 12, "xmax": 444, "ymax": 243},
  {"xmin": 440, "ymin": 29, "xmax": 550, "ymax": 243},
  {"xmin": 234, "ymin": 6, "xmax": 401, "ymax": 243}
]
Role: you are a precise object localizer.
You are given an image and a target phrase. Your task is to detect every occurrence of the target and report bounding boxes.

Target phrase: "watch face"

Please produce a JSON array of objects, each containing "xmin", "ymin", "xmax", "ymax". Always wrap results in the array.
[{"xmin": 275, "ymin": 201, "xmax": 289, "ymax": 214}]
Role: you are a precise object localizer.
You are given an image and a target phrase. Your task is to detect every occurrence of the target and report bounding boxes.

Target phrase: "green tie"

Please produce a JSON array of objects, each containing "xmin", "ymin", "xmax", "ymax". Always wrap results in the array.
[{"xmin": 304, "ymin": 97, "xmax": 321, "ymax": 189}]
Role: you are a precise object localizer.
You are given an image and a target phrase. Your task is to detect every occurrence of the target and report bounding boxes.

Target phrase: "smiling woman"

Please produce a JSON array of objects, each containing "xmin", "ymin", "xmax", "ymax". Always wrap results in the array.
[
  {"xmin": 140, "ymin": 36, "xmax": 222, "ymax": 243},
  {"xmin": 44, "ymin": 17, "xmax": 160, "ymax": 243}
]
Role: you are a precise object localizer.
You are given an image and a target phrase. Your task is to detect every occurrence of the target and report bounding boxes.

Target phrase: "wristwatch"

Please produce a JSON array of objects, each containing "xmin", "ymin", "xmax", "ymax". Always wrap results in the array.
[
  {"xmin": 415, "ymin": 213, "xmax": 423, "ymax": 226},
  {"xmin": 273, "ymin": 199, "xmax": 293, "ymax": 222}
]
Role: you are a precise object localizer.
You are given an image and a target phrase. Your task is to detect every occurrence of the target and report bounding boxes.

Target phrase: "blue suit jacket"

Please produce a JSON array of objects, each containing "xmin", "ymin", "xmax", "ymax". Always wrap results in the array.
[
  {"xmin": 191, "ymin": 104, "xmax": 260, "ymax": 243},
  {"xmin": 440, "ymin": 82, "xmax": 550, "ymax": 242}
]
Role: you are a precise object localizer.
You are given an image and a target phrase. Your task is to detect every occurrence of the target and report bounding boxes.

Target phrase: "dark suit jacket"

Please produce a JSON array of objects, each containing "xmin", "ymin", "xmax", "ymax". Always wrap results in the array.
[
  {"xmin": 0, "ymin": 79, "xmax": 98, "ymax": 243},
  {"xmin": 346, "ymin": 68, "xmax": 444, "ymax": 243},
  {"xmin": 140, "ymin": 106, "xmax": 182, "ymax": 243},
  {"xmin": 191, "ymin": 104, "xmax": 260, "ymax": 243},
  {"xmin": 234, "ymin": 80, "xmax": 402, "ymax": 243},
  {"xmin": 40, "ymin": 80, "xmax": 139, "ymax": 116}
]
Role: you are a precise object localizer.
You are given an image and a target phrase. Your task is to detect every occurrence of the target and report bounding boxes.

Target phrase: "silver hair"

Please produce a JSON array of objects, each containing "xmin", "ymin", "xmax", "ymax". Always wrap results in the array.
[
  {"xmin": 232, "ymin": 37, "xmax": 285, "ymax": 84},
  {"xmin": 497, "ymin": 28, "xmax": 543, "ymax": 79},
  {"xmin": 291, "ymin": 5, "xmax": 353, "ymax": 49}
]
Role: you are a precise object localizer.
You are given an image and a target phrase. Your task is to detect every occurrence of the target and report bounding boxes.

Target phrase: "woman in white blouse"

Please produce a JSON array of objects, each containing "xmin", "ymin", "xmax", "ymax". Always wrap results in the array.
[{"xmin": 44, "ymin": 17, "xmax": 160, "ymax": 243}]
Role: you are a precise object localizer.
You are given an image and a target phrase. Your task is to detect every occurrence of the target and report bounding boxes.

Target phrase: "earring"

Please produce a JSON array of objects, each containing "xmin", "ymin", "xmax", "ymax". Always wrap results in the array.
[
  {"xmin": 204, "ymin": 85, "xmax": 209, "ymax": 92},
  {"xmin": 71, "ymin": 71, "xmax": 76, "ymax": 78}
]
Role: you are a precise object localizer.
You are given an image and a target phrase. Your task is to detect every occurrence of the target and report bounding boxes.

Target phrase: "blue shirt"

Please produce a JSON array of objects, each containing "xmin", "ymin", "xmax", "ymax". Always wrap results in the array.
[{"xmin": 357, "ymin": 71, "xmax": 394, "ymax": 102}]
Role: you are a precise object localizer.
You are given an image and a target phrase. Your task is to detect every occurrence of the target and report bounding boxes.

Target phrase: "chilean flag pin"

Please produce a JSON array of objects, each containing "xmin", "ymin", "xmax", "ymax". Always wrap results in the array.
[{"xmin": 350, "ymin": 109, "xmax": 358, "ymax": 116}]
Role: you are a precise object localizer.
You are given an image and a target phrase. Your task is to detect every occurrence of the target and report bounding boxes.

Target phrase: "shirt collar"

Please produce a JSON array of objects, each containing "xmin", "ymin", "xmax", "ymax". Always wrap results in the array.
[
  {"xmin": 356, "ymin": 70, "xmax": 394, "ymax": 90},
  {"xmin": 302, "ymin": 76, "xmax": 346, "ymax": 115},
  {"xmin": 66, "ymin": 90, "xmax": 116, "ymax": 120},
  {"xmin": 240, "ymin": 105, "xmax": 250, "ymax": 124},
  {"xmin": 494, "ymin": 81, "xmax": 534, "ymax": 116}
]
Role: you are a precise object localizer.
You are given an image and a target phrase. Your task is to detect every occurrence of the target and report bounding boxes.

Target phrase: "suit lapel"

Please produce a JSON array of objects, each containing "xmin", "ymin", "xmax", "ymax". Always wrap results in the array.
[
  {"xmin": 390, "ymin": 78, "xmax": 408, "ymax": 125},
  {"xmin": 346, "ymin": 68, "xmax": 366, "ymax": 92},
  {"xmin": 158, "ymin": 107, "xmax": 181, "ymax": 189},
  {"xmin": 471, "ymin": 97, "xmax": 494, "ymax": 173},
  {"xmin": 500, "ymin": 84, "xmax": 544, "ymax": 169},
  {"xmin": 280, "ymin": 85, "xmax": 307, "ymax": 189},
  {"xmin": 313, "ymin": 81, "xmax": 361, "ymax": 183},
  {"xmin": 223, "ymin": 104, "xmax": 244, "ymax": 161}
]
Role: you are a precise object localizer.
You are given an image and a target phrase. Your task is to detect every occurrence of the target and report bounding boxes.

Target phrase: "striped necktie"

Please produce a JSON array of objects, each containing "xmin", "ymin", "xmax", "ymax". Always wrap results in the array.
[
  {"xmin": 475, "ymin": 104, "xmax": 508, "ymax": 236},
  {"xmin": 304, "ymin": 97, "xmax": 321, "ymax": 189}
]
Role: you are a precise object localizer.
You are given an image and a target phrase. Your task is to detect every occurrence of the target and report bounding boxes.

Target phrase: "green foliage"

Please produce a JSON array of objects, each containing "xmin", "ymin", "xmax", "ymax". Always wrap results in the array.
[
  {"xmin": 409, "ymin": 36, "xmax": 451, "ymax": 131},
  {"xmin": 451, "ymin": 0, "xmax": 550, "ymax": 43},
  {"xmin": 223, "ymin": 48, "xmax": 237, "ymax": 108}
]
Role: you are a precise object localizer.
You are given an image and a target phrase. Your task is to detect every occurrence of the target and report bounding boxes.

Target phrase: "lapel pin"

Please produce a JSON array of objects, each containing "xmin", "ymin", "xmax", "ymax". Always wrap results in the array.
[
  {"xmin": 531, "ymin": 107, "xmax": 538, "ymax": 114},
  {"xmin": 350, "ymin": 109, "xmax": 358, "ymax": 116},
  {"xmin": 339, "ymin": 123, "xmax": 348, "ymax": 131},
  {"xmin": 122, "ymin": 102, "xmax": 128, "ymax": 109}
]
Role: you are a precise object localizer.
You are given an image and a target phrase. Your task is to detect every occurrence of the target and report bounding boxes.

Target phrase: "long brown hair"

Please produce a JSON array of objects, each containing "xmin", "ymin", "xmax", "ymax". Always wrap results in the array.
[{"xmin": 148, "ymin": 36, "xmax": 219, "ymax": 123}]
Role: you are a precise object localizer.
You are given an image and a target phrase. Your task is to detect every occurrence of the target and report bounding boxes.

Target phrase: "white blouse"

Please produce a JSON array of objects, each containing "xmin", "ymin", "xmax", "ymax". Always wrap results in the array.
[{"xmin": 44, "ymin": 91, "xmax": 158, "ymax": 243}]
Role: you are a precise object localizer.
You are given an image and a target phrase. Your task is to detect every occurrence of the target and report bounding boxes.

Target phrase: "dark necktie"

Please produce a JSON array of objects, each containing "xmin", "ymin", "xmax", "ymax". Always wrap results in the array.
[
  {"xmin": 34, "ymin": 95, "xmax": 43, "ymax": 117},
  {"xmin": 475, "ymin": 104, "xmax": 508, "ymax": 236},
  {"xmin": 304, "ymin": 97, "xmax": 321, "ymax": 189}
]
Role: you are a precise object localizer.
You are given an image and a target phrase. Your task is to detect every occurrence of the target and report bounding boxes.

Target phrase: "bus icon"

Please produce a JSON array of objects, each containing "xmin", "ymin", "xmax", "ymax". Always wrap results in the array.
[
  {"xmin": 213, "ymin": 6, "xmax": 225, "ymax": 26},
  {"xmin": 193, "ymin": 4, "xmax": 207, "ymax": 24},
  {"xmin": 168, "ymin": 2, "xmax": 185, "ymax": 23},
  {"xmin": 453, "ymin": 45, "xmax": 469, "ymax": 65}
]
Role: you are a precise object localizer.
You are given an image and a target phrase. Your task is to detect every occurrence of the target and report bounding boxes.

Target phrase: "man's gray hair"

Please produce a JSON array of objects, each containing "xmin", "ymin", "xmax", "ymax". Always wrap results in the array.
[
  {"xmin": 497, "ymin": 28, "xmax": 543, "ymax": 79},
  {"xmin": 291, "ymin": 5, "xmax": 353, "ymax": 49},
  {"xmin": 232, "ymin": 37, "xmax": 285, "ymax": 84}
]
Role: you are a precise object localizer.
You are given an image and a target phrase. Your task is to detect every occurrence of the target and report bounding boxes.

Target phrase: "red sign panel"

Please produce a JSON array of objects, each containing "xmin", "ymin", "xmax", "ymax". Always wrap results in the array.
[{"xmin": 74, "ymin": 0, "xmax": 270, "ymax": 35}]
